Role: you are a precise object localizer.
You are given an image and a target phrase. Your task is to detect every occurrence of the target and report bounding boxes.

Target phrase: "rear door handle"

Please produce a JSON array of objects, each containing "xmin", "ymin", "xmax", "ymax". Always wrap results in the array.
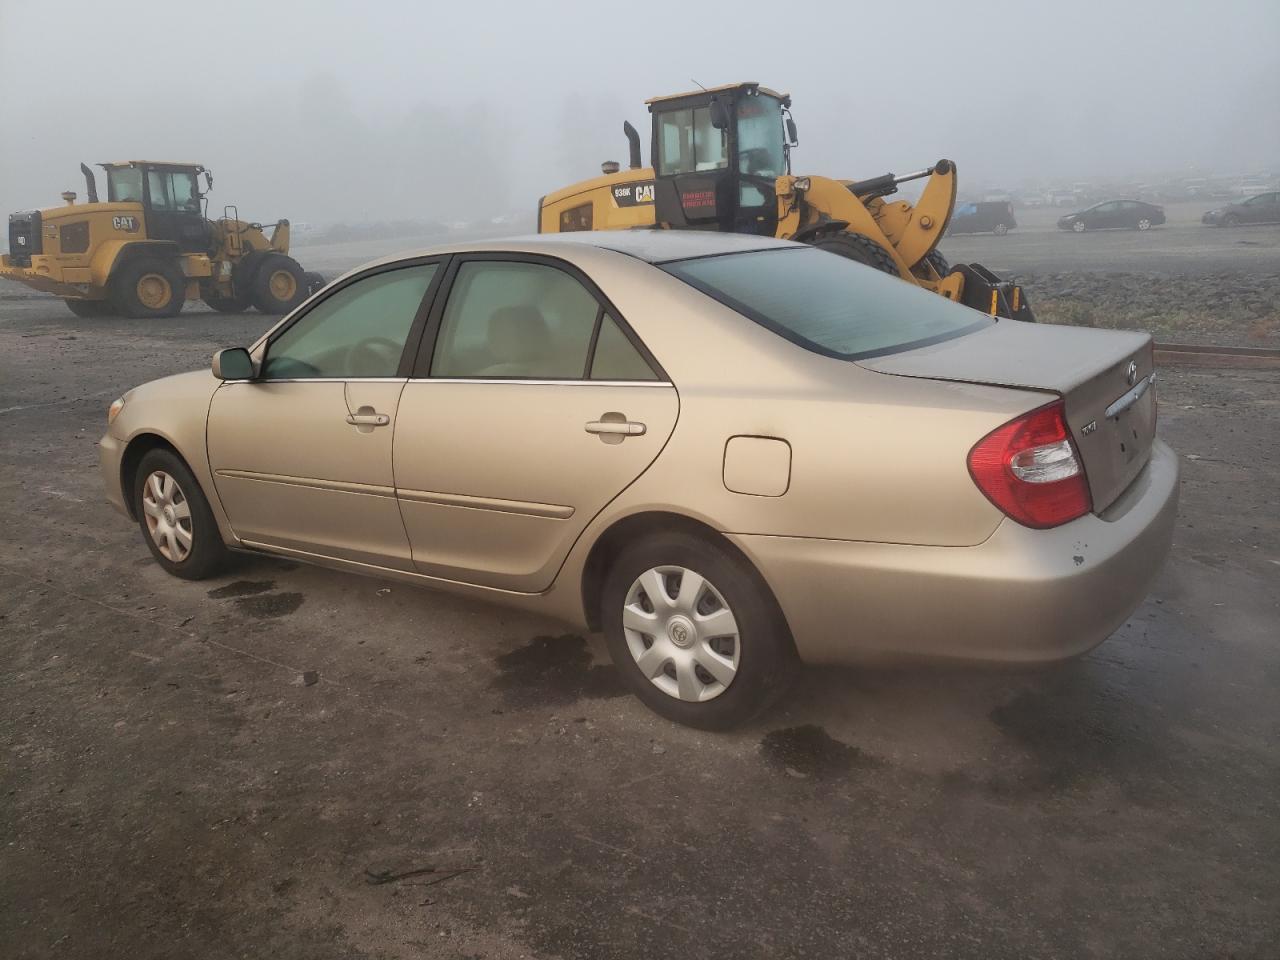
[
  {"xmin": 346, "ymin": 412, "xmax": 390, "ymax": 426},
  {"xmin": 585, "ymin": 420, "xmax": 645, "ymax": 436}
]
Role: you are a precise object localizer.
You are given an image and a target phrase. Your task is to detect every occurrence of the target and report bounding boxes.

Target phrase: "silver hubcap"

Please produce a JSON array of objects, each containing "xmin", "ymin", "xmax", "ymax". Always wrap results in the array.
[
  {"xmin": 1138, "ymin": 219, "xmax": 1150, "ymax": 230},
  {"xmin": 622, "ymin": 566, "xmax": 740, "ymax": 702},
  {"xmin": 141, "ymin": 470, "xmax": 193, "ymax": 562}
]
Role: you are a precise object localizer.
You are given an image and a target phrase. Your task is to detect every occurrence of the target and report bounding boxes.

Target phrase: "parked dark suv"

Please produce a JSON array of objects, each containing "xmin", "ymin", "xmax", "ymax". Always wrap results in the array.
[
  {"xmin": 948, "ymin": 201, "xmax": 1018, "ymax": 236},
  {"xmin": 1057, "ymin": 200, "xmax": 1165, "ymax": 232},
  {"xmin": 1202, "ymin": 193, "xmax": 1280, "ymax": 226}
]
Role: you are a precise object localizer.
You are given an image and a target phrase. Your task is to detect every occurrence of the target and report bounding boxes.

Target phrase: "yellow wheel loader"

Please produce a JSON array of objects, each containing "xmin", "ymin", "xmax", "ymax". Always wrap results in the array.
[
  {"xmin": 1, "ymin": 161, "xmax": 323, "ymax": 319},
  {"xmin": 539, "ymin": 83, "xmax": 1033, "ymax": 321}
]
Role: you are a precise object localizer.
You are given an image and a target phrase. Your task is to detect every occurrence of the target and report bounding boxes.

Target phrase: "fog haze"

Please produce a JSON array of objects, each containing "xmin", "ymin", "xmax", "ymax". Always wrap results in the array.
[{"xmin": 2, "ymin": 0, "xmax": 1277, "ymax": 226}]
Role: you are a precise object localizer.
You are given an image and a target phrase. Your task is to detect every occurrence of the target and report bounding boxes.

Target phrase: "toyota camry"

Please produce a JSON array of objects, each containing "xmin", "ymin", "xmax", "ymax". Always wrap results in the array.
[{"xmin": 100, "ymin": 232, "xmax": 1179, "ymax": 728}]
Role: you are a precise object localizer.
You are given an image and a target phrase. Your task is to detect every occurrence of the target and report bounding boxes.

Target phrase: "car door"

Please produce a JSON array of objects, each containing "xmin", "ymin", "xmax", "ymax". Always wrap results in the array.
[
  {"xmin": 393, "ymin": 255, "xmax": 679, "ymax": 592},
  {"xmin": 1089, "ymin": 202, "xmax": 1117, "ymax": 228},
  {"xmin": 207, "ymin": 260, "xmax": 443, "ymax": 568}
]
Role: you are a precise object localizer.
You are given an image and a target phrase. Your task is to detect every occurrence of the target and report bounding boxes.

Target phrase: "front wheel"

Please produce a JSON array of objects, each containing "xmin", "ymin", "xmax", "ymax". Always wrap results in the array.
[
  {"xmin": 1137, "ymin": 218, "xmax": 1152, "ymax": 231},
  {"xmin": 1072, "ymin": 220, "xmax": 1087, "ymax": 233},
  {"xmin": 601, "ymin": 532, "xmax": 796, "ymax": 729},
  {"xmin": 133, "ymin": 448, "xmax": 228, "ymax": 580},
  {"xmin": 1222, "ymin": 214, "xmax": 1240, "ymax": 227},
  {"xmin": 809, "ymin": 231, "xmax": 901, "ymax": 277},
  {"xmin": 993, "ymin": 222, "xmax": 1009, "ymax": 236},
  {"xmin": 250, "ymin": 255, "xmax": 307, "ymax": 314}
]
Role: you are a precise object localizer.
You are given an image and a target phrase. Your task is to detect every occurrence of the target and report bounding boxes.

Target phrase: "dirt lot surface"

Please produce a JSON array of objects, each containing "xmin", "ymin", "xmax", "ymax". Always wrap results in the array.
[{"xmin": 2, "ymin": 226, "xmax": 1279, "ymax": 958}]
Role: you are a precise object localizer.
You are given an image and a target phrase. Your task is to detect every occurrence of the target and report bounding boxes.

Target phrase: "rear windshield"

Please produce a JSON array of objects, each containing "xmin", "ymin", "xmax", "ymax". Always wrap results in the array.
[{"xmin": 663, "ymin": 247, "xmax": 990, "ymax": 360}]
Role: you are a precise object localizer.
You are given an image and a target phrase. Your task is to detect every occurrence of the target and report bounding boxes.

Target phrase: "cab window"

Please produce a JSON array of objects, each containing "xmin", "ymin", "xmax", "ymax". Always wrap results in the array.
[
  {"xmin": 262, "ymin": 265, "xmax": 437, "ymax": 379},
  {"xmin": 107, "ymin": 168, "xmax": 144, "ymax": 203},
  {"xmin": 656, "ymin": 106, "xmax": 727, "ymax": 176}
]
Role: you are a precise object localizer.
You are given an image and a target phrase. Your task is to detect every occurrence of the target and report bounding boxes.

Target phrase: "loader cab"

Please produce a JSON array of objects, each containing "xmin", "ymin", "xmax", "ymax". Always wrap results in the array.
[
  {"xmin": 102, "ymin": 161, "xmax": 210, "ymax": 253},
  {"xmin": 647, "ymin": 83, "xmax": 793, "ymax": 236}
]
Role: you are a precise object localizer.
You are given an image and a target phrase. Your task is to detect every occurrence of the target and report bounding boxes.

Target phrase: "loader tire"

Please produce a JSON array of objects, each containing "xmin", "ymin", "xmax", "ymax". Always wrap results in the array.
[
  {"xmin": 201, "ymin": 293, "xmax": 249, "ymax": 314},
  {"xmin": 111, "ymin": 257, "xmax": 185, "ymax": 319},
  {"xmin": 809, "ymin": 231, "xmax": 900, "ymax": 277},
  {"xmin": 921, "ymin": 249, "xmax": 950, "ymax": 278},
  {"xmin": 65, "ymin": 299, "xmax": 116, "ymax": 318},
  {"xmin": 250, "ymin": 255, "xmax": 307, "ymax": 315}
]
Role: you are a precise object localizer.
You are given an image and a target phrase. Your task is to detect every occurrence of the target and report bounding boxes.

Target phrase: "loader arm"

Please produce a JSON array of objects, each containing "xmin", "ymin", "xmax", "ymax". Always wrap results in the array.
[{"xmin": 868, "ymin": 159, "xmax": 956, "ymax": 267}]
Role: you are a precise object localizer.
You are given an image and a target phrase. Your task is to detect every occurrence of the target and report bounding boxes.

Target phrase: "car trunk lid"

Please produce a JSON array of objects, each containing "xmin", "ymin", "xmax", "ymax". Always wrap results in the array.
[{"xmin": 858, "ymin": 320, "xmax": 1156, "ymax": 512}]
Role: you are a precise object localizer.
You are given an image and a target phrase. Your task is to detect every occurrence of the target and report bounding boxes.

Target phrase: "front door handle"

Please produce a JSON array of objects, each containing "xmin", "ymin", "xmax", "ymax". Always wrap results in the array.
[
  {"xmin": 585, "ymin": 414, "xmax": 646, "ymax": 444},
  {"xmin": 346, "ymin": 412, "xmax": 389, "ymax": 426}
]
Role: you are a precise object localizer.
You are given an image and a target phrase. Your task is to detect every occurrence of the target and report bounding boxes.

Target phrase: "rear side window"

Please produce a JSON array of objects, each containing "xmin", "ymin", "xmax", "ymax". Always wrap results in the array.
[
  {"xmin": 664, "ymin": 247, "xmax": 990, "ymax": 360},
  {"xmin": 591, "ymin": 315, "xmax": 658, "ymax": 381},
  {"xmin": 432, "ymin": 262, "xmax": 600, "ymax": 379}
]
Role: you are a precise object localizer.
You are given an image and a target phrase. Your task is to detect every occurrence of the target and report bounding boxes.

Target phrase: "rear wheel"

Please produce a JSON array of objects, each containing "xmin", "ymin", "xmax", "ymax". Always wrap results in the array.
[
  {"xmin": 132, "ymin": 448, "xmax": 227, "ymax": 580},
  {"xmin": 250, "ymin": 255, "xmax": 307, "ymax": 314},
  {"xmin": 809, "ymin": 231, "xmax": 900, "ymax": 277},
  {"xmin": 64, "ymin": 298, "xmax": 115, "ymax": 318},
  {"xmin": 601, "ymin": 531, "xmax": 796, "ymax": 729},
  {"xmin": 111, "ymin": 257, "xmax": 185, "ymax": 319},
  {"xmin": 1137, "ymin": 218, "xmax": 1152, "ymax": 231},
  {"xmin": 993, "ymin": 222, "xmax": 1009, "ymax": 236}
]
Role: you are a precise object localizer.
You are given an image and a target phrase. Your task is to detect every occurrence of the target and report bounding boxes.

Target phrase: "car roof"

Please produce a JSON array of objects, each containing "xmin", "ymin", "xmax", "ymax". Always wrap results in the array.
[
  {"xmin": 517, "ymin": 230, "xmax": 797, "ymax": 263},
  {"xmin": 359, "ymin": 231, "xmax": 799, "ymax": 269}
]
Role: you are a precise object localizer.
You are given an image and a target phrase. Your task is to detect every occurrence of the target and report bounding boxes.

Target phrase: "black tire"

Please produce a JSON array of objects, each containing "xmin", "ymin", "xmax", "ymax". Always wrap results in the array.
[
  {"xmin": 601, "ymin": 531, "xmax": 797, "ymax": 730},
  {"xmin": 111, "ymin": 256, "xmax": 186, "ymax": 319},
  {"xmin": 1222, "ymin": 213, "xmax": 1240, "ymax": 227},
  {"xmin": 132, "ymin": 448, "xmax": 228, "ymax": 580},
  {"xmin": 201, "ymin": 293, "xmax": 249, "ymax": 314},
  {"xmin": 920, "ymin": 248, "xmax": 950, "ymax": 279},
  {"xmin": 250, "ymin": 255, "xmax": 307, "ymax": 314},
  {"xmin": 65, "ymin": 298, "xmax": 116, "ymax": 318},
  {"xmin": 303, "ymin": 271, "xmax": 327, "ymax": 295},
  {"xmin": 808, "ymin": 231, "xmax": 901, "ymax": 277}
]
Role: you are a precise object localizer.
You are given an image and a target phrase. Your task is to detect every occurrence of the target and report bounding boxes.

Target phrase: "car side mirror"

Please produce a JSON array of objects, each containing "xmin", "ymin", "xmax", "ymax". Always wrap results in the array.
[
  {"xmin": 212, "ymin": 347, "xmax": 254, "ymax": 380},
  {"xmin": 709, "ymin": 97, "xmax": 730, "ymax": 131}
]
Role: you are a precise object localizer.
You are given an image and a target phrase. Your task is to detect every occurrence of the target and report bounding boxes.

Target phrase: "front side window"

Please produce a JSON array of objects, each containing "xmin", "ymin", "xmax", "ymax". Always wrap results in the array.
[
  {"xmin": 262, "ymin": 264, "xmax": 437, "ymax": 379},
  {"xmin": 170, "ymin": 172, "xmax": 200, "ymax": 212},
  {"xmin": 664, "ymin": 247, "xmax": 990, "ymax": 360},
  {"xmin": 656, "ymin": 106, "xmax": 728, "ymax": 176},
  {"xmin": 735, "ymin": 94, "xmax": 785, "ymax": 178},
  {"xmin": 147, "ymin": 171, "xmax": 173, "ymax": 211}
]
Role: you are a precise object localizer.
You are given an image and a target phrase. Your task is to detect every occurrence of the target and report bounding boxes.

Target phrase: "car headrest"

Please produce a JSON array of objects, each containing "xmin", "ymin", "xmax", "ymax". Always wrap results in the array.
[{"xmin": 488, "ymin": 305, "xmax": 551, "ymax": 363}]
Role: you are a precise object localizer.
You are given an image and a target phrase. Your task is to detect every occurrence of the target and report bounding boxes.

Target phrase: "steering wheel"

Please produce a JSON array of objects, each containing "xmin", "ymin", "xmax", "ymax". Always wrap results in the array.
[{"xmin": 346, "ymin": 337, "xmax": 403, "ymax": 376}]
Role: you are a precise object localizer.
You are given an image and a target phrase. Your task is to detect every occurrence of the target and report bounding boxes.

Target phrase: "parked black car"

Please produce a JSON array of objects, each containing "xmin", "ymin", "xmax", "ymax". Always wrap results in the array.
[
  {"xmin": 948, "ymin": 201, "xmax": 1018, "ymax": 236},
  {"xmin": 1202, "ymin": 193, "xmax": 1280, "ymax": 226},
  {"xmin": 1057, "ymin": 200, "xmax": 1166, "ymax": 232}
]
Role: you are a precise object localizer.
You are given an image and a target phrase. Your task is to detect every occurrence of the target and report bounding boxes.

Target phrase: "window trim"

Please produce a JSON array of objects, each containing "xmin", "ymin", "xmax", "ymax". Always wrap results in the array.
[
  {"xmin": 409, "ymin": 251, "xmax": 667, "ymax": 383},
  {"xmin": 253, "ymin": 255, "xmax": 451, "ymax": 382}
]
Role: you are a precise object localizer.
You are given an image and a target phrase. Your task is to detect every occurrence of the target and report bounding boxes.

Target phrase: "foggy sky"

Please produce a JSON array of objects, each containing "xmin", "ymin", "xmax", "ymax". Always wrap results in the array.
[{"xmin": 1, "ymin": 0, "xmax": 1277, "ymax": 227}]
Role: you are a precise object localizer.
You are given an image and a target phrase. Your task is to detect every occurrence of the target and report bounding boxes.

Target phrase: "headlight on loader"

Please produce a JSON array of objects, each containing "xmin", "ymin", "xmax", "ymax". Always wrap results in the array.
[{"xmin": 107, "ymin": 397, "xmax": 126, "ymax": 426}]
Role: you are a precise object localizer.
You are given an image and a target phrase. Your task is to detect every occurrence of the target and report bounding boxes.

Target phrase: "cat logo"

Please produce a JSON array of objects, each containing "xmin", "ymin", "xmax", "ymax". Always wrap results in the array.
[
  {"xmin": 612, "ymin": 181, "xmax": 655, "ymax": 207},
  {"xmin": 112, "ymin": 216, "xmax": 140, "ymax": 232}
]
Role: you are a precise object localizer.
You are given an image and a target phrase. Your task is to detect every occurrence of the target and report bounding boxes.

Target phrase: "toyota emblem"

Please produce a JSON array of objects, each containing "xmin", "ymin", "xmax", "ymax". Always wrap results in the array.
[{"xmin": 1126, "ymin": 361, "xmax": 1138, "ymax": 386}]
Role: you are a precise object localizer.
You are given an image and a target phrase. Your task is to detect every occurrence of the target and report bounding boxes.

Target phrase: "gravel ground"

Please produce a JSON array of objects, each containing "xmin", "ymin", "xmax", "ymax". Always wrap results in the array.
[{"xmin": 2, "ymin": 233, "xmax": 1278, "ymax": 959}]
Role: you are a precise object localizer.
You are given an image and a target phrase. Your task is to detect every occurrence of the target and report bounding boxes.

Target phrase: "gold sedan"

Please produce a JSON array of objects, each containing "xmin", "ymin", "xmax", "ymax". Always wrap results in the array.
[{"xmin": 100, "ymin": 232, "xmax": 1179, "ymax": 728}]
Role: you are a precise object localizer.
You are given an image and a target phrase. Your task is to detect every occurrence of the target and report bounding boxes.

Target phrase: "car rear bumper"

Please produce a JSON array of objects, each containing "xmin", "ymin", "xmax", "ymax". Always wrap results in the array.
[
  {"xmin": 99, "ymin": 432, "xmax": 130, "ymax": 517},
  {"xmin": 728, "ymin": 439, "xmax": 1179, "ymax": 665}
]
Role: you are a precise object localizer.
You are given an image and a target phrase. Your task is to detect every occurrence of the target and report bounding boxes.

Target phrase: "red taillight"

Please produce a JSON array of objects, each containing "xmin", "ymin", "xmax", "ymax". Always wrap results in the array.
[{"xmin": 967, "ymin": 400, "xmax": 1092, "ymax": 529}]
